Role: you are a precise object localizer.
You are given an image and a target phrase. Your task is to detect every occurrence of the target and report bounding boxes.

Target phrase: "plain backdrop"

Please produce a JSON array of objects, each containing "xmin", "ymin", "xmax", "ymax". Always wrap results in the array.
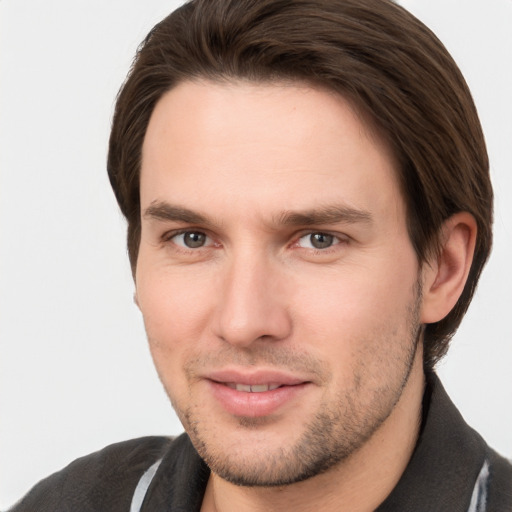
[{"xmin": 1, "ymin": 0, "xmax": 511, "ymax": 508}]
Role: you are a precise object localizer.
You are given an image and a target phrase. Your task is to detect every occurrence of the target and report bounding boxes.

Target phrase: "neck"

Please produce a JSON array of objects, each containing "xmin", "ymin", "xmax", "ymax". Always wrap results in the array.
[{"xmin": 202, "ymin": 350, "xmax": 425, "ymax": 512}]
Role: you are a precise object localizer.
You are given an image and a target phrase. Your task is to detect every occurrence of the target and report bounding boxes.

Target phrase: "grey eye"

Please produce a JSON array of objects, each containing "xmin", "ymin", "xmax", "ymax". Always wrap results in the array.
[
  {"xmin": 310, "ymin": 233, "xmax": 334, "ymax": 249},
  {"xmin": 174, "ymin": 231, "xmax": 208, "ymax": 248},
  {"xmin": 298, "ymin": 233, "xmax": 336, "ymax": 249}
]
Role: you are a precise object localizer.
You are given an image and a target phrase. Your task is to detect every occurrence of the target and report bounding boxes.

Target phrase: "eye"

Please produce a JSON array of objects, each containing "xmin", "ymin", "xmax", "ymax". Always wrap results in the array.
[
  {"xmin": 171, "ymin": 231, "xmax": 210, "ymax": 249},
  {"xmin": 297, "ymin": 232, "xmax": 340, "ymax": 250}
]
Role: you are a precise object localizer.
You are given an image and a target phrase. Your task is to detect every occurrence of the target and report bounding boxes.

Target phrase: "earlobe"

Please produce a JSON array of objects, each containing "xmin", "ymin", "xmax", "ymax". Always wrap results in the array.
[
  {"xmin": 420, "ymin": 212, "xmax": 477, "ymax": 324},
  {"xmin": 133, "ymin": 291, "xmax": 140, "ymax": 309}
]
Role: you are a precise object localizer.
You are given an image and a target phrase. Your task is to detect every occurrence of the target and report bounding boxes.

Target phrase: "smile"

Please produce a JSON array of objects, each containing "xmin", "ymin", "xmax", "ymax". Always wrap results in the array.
[{"xmin": 206, "ymin": 375, "xmax": 311, "ymax": 417}]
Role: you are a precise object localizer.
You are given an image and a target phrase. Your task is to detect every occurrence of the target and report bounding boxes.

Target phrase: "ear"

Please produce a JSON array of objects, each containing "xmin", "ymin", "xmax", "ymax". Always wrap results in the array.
[
  {"xmin": 133, "ymin": 291, "xmax": 140, "ymax": 309},
  {"xmin": 420, "ymin": 212, "xmax": 477, "ymax": 324}
]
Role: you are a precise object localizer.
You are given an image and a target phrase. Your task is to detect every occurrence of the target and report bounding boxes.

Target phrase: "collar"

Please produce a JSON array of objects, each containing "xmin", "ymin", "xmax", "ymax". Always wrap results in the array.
[{"xmin": 376, "ymin": 372, "xmax": 487, "ymax": 511}]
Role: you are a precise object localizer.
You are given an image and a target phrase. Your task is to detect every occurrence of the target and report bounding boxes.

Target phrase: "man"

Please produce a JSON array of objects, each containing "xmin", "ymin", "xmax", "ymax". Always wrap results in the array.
[{"xmin": 10, "ymin": 0, "xmax": 511, "ymax": 510}]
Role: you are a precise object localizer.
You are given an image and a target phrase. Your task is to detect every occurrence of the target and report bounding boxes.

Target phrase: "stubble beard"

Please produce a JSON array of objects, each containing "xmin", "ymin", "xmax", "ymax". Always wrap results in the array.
[{"xmin": 173, "ymin": 283, "xmax": 423, "ymax": 488}]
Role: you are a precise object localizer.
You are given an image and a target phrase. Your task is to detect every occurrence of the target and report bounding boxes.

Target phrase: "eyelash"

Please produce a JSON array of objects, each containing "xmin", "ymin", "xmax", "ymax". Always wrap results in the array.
[
  {"xmin": 162, "ymin": 229, "xmax": 215, "ymax": 249},
  {"xmin": 294, "ymin": 232, "xmax": 346, "ymax": 252}
]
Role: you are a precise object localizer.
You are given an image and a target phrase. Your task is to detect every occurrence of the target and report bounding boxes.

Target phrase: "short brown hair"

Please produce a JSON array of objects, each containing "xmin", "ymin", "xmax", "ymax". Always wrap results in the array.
[{"xmin": 107, "ymin": 0, "xmax": 493, "ymax": 369}]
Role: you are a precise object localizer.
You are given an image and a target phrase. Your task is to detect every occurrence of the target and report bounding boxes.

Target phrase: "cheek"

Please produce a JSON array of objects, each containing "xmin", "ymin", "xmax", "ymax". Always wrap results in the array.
[
  {"xmin": 297, "ymin": 271, "xmax": 411, "ymax": 331},
  {"xmin": 293, "ymin": 253, "xmax": 419, "ymax": 358},
  {"xmin": 135, "ymin": 261, "xmax": 217, "ymax": 371},
  {"xmin": 136, "ymin": 273, "xmax": 212, "ymax": 409}
]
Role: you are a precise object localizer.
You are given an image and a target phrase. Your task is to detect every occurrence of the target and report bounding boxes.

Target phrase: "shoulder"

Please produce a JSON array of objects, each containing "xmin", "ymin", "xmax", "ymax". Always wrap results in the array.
[
  {"xmin": 427, "ymin": 374, "xmax": 512, "ymax": 510},
  {"xmin": 8, "ymin": 436, "xmax": 174, "ymax": 512},
  {"xmin": 485, "ymin": 448, "xmax": 512, "ymax": 510}
]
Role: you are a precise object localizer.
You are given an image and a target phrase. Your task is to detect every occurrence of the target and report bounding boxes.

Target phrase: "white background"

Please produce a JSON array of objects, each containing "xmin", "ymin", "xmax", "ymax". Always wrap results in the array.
[{"xmin": 1, "ymin": 0, "xmax": 511, "ymax": 509}]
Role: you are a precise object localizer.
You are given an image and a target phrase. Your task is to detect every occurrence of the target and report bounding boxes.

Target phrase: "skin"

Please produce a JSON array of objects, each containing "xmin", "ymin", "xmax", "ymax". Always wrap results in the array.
[{"xmin": 135, "ymin": 80, "xmax": 476, "ymax": 511}]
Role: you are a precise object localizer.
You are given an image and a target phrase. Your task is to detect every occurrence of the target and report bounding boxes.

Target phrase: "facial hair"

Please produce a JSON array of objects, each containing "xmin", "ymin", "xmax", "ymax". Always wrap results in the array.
[{"xmin": 169, "ymin": 281, "xmax": 423, "ymax": 487}]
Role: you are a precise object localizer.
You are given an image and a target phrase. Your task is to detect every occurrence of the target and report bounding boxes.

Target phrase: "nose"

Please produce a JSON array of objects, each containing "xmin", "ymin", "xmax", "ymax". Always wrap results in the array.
[{"xmin": 212, "ymin": 252, "xmax": 292, "ymax": 347}]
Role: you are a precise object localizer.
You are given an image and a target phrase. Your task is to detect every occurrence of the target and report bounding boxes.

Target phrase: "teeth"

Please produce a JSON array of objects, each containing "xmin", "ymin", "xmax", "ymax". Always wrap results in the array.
[
  {"xmin": 227, "ymin": 383, "xmax": 281, "ymax": 392},
  {"xmin": 250, "ymin": 384, "xmax": 270, "ymax": 393}
]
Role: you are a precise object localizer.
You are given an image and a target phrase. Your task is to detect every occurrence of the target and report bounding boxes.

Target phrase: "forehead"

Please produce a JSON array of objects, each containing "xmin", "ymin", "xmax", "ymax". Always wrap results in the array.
[
  {"xmin": 140, "ymin": 80, "xmax": 403, "ymax": 223},
  {"xmin": 143, "ymin": 79, "xmax": 389, "ymax": 158}
]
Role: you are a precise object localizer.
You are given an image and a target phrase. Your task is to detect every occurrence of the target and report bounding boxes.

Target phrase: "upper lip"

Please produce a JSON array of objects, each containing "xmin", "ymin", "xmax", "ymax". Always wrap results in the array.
[{"xmin": 205, "ymin": 369, "xmax": 311, "ymax": 386}]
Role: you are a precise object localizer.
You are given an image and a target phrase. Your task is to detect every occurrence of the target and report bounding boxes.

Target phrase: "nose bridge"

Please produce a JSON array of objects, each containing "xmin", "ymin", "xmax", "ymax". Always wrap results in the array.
[{"xmin": 214, "ymin": 246, "xmax": 290, "ymax": 346}]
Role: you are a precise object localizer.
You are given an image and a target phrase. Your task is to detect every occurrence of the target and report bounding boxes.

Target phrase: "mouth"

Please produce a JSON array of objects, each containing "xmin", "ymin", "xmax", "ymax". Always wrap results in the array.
[{"xmin": 205, "ymin": 371, "xmax": 312, "ymax": 418}]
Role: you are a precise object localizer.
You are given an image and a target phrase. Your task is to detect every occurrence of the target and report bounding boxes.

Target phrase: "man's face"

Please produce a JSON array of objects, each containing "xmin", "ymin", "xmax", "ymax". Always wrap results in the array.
[{"xmin": 136, "ymin": 81, "xmax": 424, "ymax": 486}]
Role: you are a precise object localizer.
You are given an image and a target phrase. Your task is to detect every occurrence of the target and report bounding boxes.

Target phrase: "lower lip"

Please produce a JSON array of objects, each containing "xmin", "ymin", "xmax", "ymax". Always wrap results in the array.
[{"xmin": 207, "ymin": 380, "xmax": 310, "ymax": 418}]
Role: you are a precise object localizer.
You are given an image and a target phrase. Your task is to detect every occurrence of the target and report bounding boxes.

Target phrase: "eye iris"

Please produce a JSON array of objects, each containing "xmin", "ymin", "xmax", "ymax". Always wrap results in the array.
[
  {"xmin": 311, "ymin": 233, "xmax": 333, "ymax": 249},
  {"xmin": 184, "ymin": 232, "xmax": 206, "ymax": 248}
]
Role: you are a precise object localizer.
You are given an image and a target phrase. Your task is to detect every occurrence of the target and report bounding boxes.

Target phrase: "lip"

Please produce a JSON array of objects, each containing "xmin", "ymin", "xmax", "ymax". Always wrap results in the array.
[
  {"xmin": 207, "ymin": 369, "xmax": 309, "ymax": 387},
  {"xmin": 205, "ymin": 369, "xmax": 312, "ymax": 418}
]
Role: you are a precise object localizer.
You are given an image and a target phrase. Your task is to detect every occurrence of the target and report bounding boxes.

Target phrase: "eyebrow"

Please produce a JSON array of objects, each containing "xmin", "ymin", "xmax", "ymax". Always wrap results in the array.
[
  {"xmin": 274, "ymin": 205, "xmax": 373, "ymax": 226},
  {"xmin": 143, "ymin": 201, "xmax": 213, "ymax": 226}
]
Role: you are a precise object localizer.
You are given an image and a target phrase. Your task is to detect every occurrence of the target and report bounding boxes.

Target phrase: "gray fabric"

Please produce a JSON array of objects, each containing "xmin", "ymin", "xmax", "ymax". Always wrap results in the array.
[
  {"xmin": 468, "ymin": 460, "xmax": 490, "ymax": 512},
  {"xmin": 130, "ymin": 458, "xmax": 162, "ymax": 512}
]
